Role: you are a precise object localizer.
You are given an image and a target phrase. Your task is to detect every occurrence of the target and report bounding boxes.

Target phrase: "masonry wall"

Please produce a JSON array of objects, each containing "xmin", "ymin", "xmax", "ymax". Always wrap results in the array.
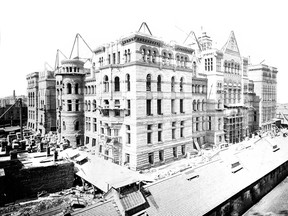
[{"xmin": 0, "ymin": 161, "xmax": 74, "ymax": 205}]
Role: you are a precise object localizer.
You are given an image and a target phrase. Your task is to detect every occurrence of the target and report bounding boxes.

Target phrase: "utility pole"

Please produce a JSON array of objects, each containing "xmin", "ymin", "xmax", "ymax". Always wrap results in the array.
[{"xmin": 19, "ymin": 98, "xmax": 23, "ymax": 140}]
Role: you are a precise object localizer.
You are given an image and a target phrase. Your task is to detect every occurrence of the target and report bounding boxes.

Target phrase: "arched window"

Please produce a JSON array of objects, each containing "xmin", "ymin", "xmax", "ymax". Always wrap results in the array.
[
  {"xmin": 168, "ymin": 53, "xmax": 172, "ymax": 65},
  {"xmin": 70, "ymin": 67, "xmax": 72, "ymax": 72},
  {"xmin": 85, "ymin": 100, "xmax": 88, "ymax": 111},
  {"xmin": 88, "ymin": 86, "xmax": 91, "ymax": 94},
  {"xmin": 114, "ymin": 76, "xmax": 120, "ymax": 92},
  {"xmin": 67, "ymin": 83, "xmax": 72, "ymax": 94},
  {"xmin": 184, "ymin": 57, "xmax": 188, "ymax": 67},
  {"xmin": 88, "ymin": 101, "xmax": 91, "ymax": 111},
  {"xmin": 147, "ymin": 50, "xmax": 151, "ymax": 62},
  {"xmin": 142, "ymin": 49, "xmax": 146, "ymax": 62},
  {"xmin": 180, "ymin": 56, "xmax": 184, "ymax": 67},
  {"xmin": 75, "ymin": 83, "xmax": 79, "ymax": 94},
  {"xmin": 127, "ymin": 49, "xmax": 131, "ymax": 62},
  {"xmin": 176, "ymin": 55, "xmax": 180, "ymax": 66},
  {"xmin": 202, "ymin": 99, "xmax": 205, "ymax": 111},
  {"xmin": 74, "ymin": 67, "xmax": 77, "ymax": 72},
  {"xmin": 197, "ymin": 100, "xmax": 200, "ymax": 111},
  {"xmin": 126, "ymin": 74, "xmax": 130, "ymax": 91},
  {"xmin": 193, "ymin": 100, "xmax": 197, "ymax": 111},
  {"xmin": 93, "ymin": 100, "xmax": 97, "ymax": 111},
  {"xmin": 75, "ymin": 121, "xmax": 79, "ymax": 131},
  {"xmin": 193, "ymin": 61, "xmax": 197, "ymax": 75},
  {"xmin": 171, "ymin": 76, "xmax": 175, "ymax": 92},
  {"xmin": 162, "ymin": 52, "xmax": 167, "ymax": 65},
  {"xmin": 124, "ymin": 50, "xmax": 127, "ymax": 63},
  {"xmin": 157, "ymin": 75, "xmax": 161, "ymax": 92},
  {"xmin": 152, "ymin": 51, "xmax": 156, "ymax": 63},
  {"xmin": 85, "ymin": 86, "xmax": 87, "ymax": 94},
  {"xmin": 104, "ymin": 76, "xmax": 109, "ymax": 92},
  {"xmin": 180, "ymin": 77, "xmax": 184, "ymax": 92},
  {"xmin": 146, "ymin": 74, "xmax": 151, "ymax": 91}
]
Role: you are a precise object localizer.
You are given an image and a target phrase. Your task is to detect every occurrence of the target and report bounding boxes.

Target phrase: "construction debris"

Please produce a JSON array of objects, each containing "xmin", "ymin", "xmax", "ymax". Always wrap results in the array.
[{"xmin": 0, "ymin": 186, "xmax": 99, "ymax": 216}]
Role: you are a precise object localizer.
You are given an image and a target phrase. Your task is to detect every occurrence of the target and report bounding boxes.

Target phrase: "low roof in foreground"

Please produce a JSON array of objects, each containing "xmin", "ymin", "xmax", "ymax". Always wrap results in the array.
[
  {"xmin": 62, "ymin": 149, "xmax": 141, "ymax": 192},
  {"xmin": 144, "ymin": 135, "xmax": 288, "ymax": 216}
]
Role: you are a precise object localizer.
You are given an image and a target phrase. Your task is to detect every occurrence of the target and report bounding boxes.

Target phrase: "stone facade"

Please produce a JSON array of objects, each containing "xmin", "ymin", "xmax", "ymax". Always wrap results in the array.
[
  {"xmin": 26, "ymin": 72, "xmax": 39, "ymax": 131},
  {"xmin": 248, "ymin": 64, "xmax": 278, "ymax": 131},
  {"xmin": 26, "ymin": 70, "xmax": 57, "ymax": 135},
  {"xmin": 55, "ymin": 59, "xmax": 86, "ymax": 147},
  {"xmin": 26, "ymin": 24, "xmax": 277, "ymax": 170}
]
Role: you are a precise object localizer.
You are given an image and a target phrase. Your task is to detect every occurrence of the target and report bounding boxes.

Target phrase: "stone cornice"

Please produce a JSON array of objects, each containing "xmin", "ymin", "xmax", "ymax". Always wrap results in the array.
[
  {"xmin": 174, "ymin": 44, "xmax": 194, "ymax": 54},
  {"xmin": 121, "ymin": 34, "xmax": 163, "ymax": 47},
  {"xmin": 93, "ymin": 46, "xmax": 106, "ymax": 54}
]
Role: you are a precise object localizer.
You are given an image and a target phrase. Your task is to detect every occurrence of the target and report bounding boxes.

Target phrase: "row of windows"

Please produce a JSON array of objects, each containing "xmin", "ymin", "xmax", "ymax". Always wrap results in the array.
[
  {"xmin": 27, "ymin": 122, "xmax": 36, "ymax": 129},
  {"xmin": 61, "ymin": 100, "xmax": 80, "ymax": 112},
  {"xmin": 28, "ymin": 92, "xmax": 36, "ymax": 107},
  {"xmin": 28, "ymin": 110, "xmax": 36, "ymax": 120},
  {"xmin": 224, "ymin": 60, "xmax": 241, "ymax": 74},
  {"xmin": 141, "ymin": 48, "xmax": 190, "ymax": 68},
  {"xmin": 62, "ymin": 66, "xmax": 81, "ymax": 73},
  {"xmin": 192, "ymin": 84, "xmax": 206, "ymax": 94},
  {"xmin": 102, "ymin": 74, "xmax": 130, "ymax": 92},
  {"xmin": 106, "ymin": 49, "xmax": 131, "ymax": 65},
  {"xmin": 62, "ymin": 120, "xmax": 80, "ymax": 131},
  {"xmin": 147, "ymin": 121, "xmax": 185, "ymax": 144},
  {"xmin": 146, "ymin": 75, "xmax": 186, "ymax": 92},
  {"xmin": 192, "ymin": 100, "xmax": 206, "ymax": 111},
  {"xmin": 60, "ymin": 74, "xmax": 206, "ymax": 96},
  {"xmin": 147, "ymin": 145, "xmax": 186, "ymax": 165},
  {"xmin": 39, "ymin": 100, "xmax": 45, "ymax": 110},
  {"xmin": 85, "ymin": 85, "xmax": 97, "ymax": 95},
  {"xmin": 56, "ymin": 83, "xmax": 79, "ymax": 95},
  {"xmin": 146, "ymin": 99, "xmax": 186, "ymax": 116},
  {"xmin": 191, "ymin": 116, "xmax": 222, "ymax": 131},
  {"xmin": 205, "ymin": 58, "xmax": 213, "ymax": 71}
]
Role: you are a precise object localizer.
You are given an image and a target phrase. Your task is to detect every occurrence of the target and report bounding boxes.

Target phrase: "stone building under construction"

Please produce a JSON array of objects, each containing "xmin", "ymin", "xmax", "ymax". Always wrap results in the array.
[{"xmin": 26, "ymin": 23, "xmax": 277, "ymax": 170}]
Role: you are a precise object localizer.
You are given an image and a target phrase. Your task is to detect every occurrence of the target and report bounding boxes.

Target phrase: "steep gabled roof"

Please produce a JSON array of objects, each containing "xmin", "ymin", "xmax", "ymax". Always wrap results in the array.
[{"xmin": 221, "ymin": 31, "xmax": 241, "ymax": 56}]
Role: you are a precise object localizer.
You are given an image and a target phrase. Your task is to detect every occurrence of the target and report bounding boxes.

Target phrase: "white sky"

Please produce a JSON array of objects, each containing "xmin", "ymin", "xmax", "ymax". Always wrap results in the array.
[{"xmin": 0, "ymin": 0, "xmax": 287, "ymax": 102}]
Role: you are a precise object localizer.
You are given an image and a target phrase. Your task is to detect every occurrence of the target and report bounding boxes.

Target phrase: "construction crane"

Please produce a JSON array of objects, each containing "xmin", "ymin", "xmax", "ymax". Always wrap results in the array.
[
  {"xmin": 175, "ymin": 26, "xmax": 202, "ymax": 51},
  {"xmin": 69, "ymin": 33, "xmax": 94, "ymax": 60},
  {"xmin": 0, "ymin": 98, "xmax": 23, "ymax": 140},
  {"xmin": 54, "ymin": 49, "xmax": 68, "ymax": 71},
  {"xmin": 183, "ymin": 31, "xmax": 202, "ymax": 51}
]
